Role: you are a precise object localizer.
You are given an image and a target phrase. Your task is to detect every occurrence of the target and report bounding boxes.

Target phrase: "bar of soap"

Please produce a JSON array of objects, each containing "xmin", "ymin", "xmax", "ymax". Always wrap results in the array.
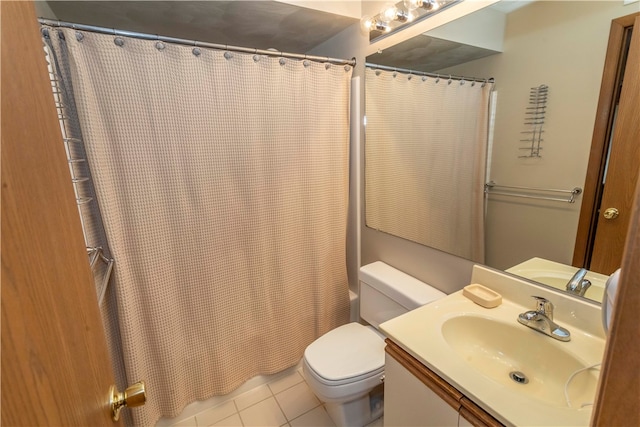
[{"xmin": 463, "ymin": 284, "xmax": 502, "ymax": 308}]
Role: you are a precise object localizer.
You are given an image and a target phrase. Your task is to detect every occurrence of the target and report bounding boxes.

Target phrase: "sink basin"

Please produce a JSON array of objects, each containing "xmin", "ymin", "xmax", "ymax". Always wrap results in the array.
[
  {"xmin": 441, "ymin": 315, "xmax": 599, "ymax": 408},
  {"xmin": 506, "ymin": 257, "xmax": 609, "ymax": 302}
]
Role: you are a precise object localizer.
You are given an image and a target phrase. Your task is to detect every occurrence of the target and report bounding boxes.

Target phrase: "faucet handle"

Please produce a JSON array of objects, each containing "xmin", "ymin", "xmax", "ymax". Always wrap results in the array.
[{"xmin": 532, "ymin": 296, "xmax": 553, "ymax": 319}]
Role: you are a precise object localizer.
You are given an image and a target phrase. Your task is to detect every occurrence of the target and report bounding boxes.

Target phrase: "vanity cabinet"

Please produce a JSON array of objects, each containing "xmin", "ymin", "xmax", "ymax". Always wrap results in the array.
[
  {"xmin": 384, "ymin": 351, "xmax": 459, "ymax": 426},
  {"xmin": 384, "ymin": 339, "xmax": 504, "ymax": 427}
]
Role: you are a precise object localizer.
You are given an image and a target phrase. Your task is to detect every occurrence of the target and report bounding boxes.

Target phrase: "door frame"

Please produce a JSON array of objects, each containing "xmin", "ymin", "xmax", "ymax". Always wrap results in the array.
[{"xmin": 573, "ymin": 12, "xmax": 639, "ymax": 269}]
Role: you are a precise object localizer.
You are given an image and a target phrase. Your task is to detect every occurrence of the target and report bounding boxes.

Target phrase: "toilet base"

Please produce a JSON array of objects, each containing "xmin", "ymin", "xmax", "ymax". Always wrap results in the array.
[{"xmin": 324, "ymin": 384, "xmax": 384, "ymax": 427}]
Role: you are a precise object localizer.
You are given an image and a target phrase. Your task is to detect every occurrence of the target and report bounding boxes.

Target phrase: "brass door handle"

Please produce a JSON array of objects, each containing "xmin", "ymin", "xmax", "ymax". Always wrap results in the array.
[
  {"xmin": 110, "ymin": 381, "xmax": 146, "ymax": 421},
  {"xmin": 603, "ymin": 208, "xmax": 619, "ymax": 220}
]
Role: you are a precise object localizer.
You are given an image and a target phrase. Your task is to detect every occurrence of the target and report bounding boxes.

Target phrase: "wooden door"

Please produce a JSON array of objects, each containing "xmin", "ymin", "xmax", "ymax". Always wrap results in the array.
[
  {"xmin": 574, "ymin": 13, "xmax": 640, "ymax": 275},
  {"xmin": 1, "ymin": 1, "xmax": 120, "ymax": 425},
  {"xmin": 590, "ymin": 16, "xmax": 640, "ymax": 275}
]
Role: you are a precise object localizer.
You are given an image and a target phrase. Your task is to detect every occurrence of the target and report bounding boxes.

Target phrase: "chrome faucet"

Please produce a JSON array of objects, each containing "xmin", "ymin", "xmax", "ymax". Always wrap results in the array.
[
  {"xmin": 566, "ymin": 268, "xmax": 591, "ymax": 296},
  {"xmin": 517, "ymin": 296, "xmax": 571, "ymax": 341}
]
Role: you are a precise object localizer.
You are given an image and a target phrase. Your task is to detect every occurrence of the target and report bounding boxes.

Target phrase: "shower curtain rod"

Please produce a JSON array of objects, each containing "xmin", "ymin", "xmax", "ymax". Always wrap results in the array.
[
  {"xmin": 38, "ymin": 18, "xmax": 357, "ymax": 67},
  {"xmin": 366, "ymin": 62, "xmax": 493, "ymax": 84}
]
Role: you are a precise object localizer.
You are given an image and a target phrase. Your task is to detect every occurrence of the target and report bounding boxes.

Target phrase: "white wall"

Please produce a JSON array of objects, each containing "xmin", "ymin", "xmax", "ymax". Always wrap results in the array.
[
  {"xmin": 275, "ymin": 0, "xmax": 362, "ymax": 18},
  {"xmin": 439, "ymin": 1, "xmax": 634, "ymax": 270}
]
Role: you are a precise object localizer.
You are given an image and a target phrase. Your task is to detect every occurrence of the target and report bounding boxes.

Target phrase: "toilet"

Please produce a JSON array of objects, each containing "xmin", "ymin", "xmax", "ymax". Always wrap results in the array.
[{"xmin": 302, "ymin": 261, "xmax": 446, "ymax": 426}]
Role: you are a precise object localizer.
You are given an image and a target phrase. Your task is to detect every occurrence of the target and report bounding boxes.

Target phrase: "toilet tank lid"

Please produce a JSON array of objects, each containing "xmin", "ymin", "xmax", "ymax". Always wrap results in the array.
[{"xmin": 359, "ymin": 262, "xmax": 446, "ymax": 309}]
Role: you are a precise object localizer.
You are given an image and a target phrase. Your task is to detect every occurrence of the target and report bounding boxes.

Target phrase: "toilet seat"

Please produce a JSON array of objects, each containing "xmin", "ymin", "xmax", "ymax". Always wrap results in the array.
[{"xmin": 304, "ymin": 322, "xmax": 385, "ymax": 385}]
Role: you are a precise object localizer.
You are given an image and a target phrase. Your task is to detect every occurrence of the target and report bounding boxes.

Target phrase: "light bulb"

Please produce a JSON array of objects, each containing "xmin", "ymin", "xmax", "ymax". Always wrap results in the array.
[
  {"xmin": 360, "ymin": 14, "xmax": 375, "ymax": 33},
  {"xmin": 395, "ymin": 9, "xmax": 412, "ymax": 23},
  {"xmin": 374, "ymin": 20, "xmax": 391, "ymax": 32},
  {"xmin": 379, "ymin": 2, "xmax": 398, "ymax": 24},
  {"xmin": 421, "ymin": 0, "xmax": 439, "ymax": 11},
  {"xmin": 403, "ymin": 0, "xmax": 421, "ymax": 11}
]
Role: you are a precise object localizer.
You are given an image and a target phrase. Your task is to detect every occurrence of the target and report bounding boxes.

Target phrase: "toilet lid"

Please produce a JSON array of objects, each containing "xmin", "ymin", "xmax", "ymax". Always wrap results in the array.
[{"xmin": 304, "ymin": 323, "xmax": 385, "ymax": 384}]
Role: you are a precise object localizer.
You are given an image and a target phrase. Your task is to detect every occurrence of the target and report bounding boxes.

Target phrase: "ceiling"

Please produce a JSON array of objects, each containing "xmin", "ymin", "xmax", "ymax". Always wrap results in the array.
[
  {"xmin": 366, "ymin": 1, "xmax": 535, "ymax": 73},
  {"xmin": 34, "ymin": 1, "xmax": 358, "ymax": 54},
  {"xmin": 367, "ymin": 34, "xmax": 499, "ymax": 72},
  {"xmin": 34, "ymin": 1, "xmax": 537, "ymax": 71}
]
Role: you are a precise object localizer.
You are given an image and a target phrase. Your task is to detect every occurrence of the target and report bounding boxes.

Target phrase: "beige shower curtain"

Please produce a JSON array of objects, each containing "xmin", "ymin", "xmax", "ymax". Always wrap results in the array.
[
  {"xmin": 365, "ymin": 68, "xmax": 493, "ymax": 263},
  {"xmin": 45, "ymin": 27, "xmax": 351, "ymax": 425}
]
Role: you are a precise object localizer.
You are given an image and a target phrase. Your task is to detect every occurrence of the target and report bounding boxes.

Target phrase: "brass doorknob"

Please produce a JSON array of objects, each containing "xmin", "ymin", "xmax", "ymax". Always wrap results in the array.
[
  {"xmin": 110, "ymin": 381, "xmax": 146, "ymax": 421},
  {"xmin": 603, "ymin": 208, "xmax": 619, "ymax": 220}
]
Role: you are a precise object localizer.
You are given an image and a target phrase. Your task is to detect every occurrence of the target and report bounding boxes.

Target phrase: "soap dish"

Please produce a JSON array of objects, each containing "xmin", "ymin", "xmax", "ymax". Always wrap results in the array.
[{"xmin": 463, "ymin": 284, "xmax": 502, "ymax": 308}]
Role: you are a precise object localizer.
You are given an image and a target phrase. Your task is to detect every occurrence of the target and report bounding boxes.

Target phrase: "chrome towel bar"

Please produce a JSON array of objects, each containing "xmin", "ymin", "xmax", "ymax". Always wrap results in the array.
[{"xmin": 485, "ymin": 181, "xmax": 582, "ymax": 204}]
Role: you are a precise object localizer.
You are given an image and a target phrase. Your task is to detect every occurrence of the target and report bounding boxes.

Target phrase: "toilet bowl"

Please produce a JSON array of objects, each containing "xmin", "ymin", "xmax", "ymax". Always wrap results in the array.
[{"xmin": 302, "ymin": 262, "xmax": 445, "ymax": 426}]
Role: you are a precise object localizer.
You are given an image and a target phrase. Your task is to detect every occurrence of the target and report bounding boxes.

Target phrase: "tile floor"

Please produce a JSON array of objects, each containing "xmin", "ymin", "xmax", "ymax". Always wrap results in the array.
[{"xmin": 167, "ymin": 367, "xmax": 383, "ymax": 427}]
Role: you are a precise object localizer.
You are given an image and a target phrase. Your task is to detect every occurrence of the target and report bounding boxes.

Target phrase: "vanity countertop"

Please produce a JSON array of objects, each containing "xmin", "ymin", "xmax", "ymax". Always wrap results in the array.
[
  {"xmin": 379, "ymin": 266, "xmax": 605, "ymax": 427},
  {"xmin": 506, "ymin": 257, "xmax": 609, "ymax": 303}
]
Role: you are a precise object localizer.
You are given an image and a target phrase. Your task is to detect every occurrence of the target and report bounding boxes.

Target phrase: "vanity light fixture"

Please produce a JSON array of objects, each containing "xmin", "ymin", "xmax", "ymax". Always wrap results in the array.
[{"xmin": 361, "ymin": 0, "xmax": 461, "ymax": 39}]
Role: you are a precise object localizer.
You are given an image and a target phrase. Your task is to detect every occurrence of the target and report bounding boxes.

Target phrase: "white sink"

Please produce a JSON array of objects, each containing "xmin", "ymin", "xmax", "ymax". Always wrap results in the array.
[
  {"xmin": 380, "ymin": 266, "xmax": 605, "ymax": 427},
  {"xmin": 442, "ymin": 315, "xmax": 599, "ymax": 408},
  {"xmin": 506, "ymin": 257, "xmax": 608, "ymax": 302}
]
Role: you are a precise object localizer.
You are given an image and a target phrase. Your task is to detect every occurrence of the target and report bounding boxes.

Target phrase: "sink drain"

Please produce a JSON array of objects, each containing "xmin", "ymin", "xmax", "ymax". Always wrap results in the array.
[{"xmin": 509, "ymin": 371, "xmax": 529, "ymax": 384}]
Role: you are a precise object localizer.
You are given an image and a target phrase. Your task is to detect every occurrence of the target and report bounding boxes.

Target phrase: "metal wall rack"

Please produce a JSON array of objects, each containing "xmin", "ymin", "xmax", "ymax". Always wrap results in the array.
[
  {"xmin": 45, "ymin": 42, "xmax": 114, "ymax": 303},
  {"xmin": 88, "ymin": 247, "xmax": 115, "ymax": 305},
  {"xmin": 520, "ymin": 85, "xmax": 548, "ymax": 158}
]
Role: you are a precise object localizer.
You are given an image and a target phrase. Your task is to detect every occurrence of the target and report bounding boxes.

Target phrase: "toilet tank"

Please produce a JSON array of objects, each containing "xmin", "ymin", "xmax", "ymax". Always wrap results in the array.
[{"xmin": 359, "ymin": 262, "xmax": 446, "ymax": 328}]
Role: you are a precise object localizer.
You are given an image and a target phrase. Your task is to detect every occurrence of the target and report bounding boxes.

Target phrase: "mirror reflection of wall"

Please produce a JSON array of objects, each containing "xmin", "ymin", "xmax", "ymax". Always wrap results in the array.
[
  {"xmin": 365, "ymin": 0, "xmax": 633, "ymax": 278},
  {"xmin": 365, "ymin": 67, "xmax": 493, "ymax": 263}
]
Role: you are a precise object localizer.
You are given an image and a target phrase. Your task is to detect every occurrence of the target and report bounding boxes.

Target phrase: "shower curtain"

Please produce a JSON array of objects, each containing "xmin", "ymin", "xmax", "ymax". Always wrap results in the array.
[
  {"xmin": 44, "ymin": 27, "xmax": 351, "ymax": 425},
  {"xmin": 365, "ymin": 68, "xmax": 493, "ymax": 263}
]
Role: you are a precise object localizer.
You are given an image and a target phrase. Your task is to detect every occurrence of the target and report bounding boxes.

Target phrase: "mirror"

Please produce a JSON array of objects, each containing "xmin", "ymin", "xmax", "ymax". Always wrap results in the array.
[{"xmin": 364, "ymin": 0, "xmax": 634, "ymax": 301}]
